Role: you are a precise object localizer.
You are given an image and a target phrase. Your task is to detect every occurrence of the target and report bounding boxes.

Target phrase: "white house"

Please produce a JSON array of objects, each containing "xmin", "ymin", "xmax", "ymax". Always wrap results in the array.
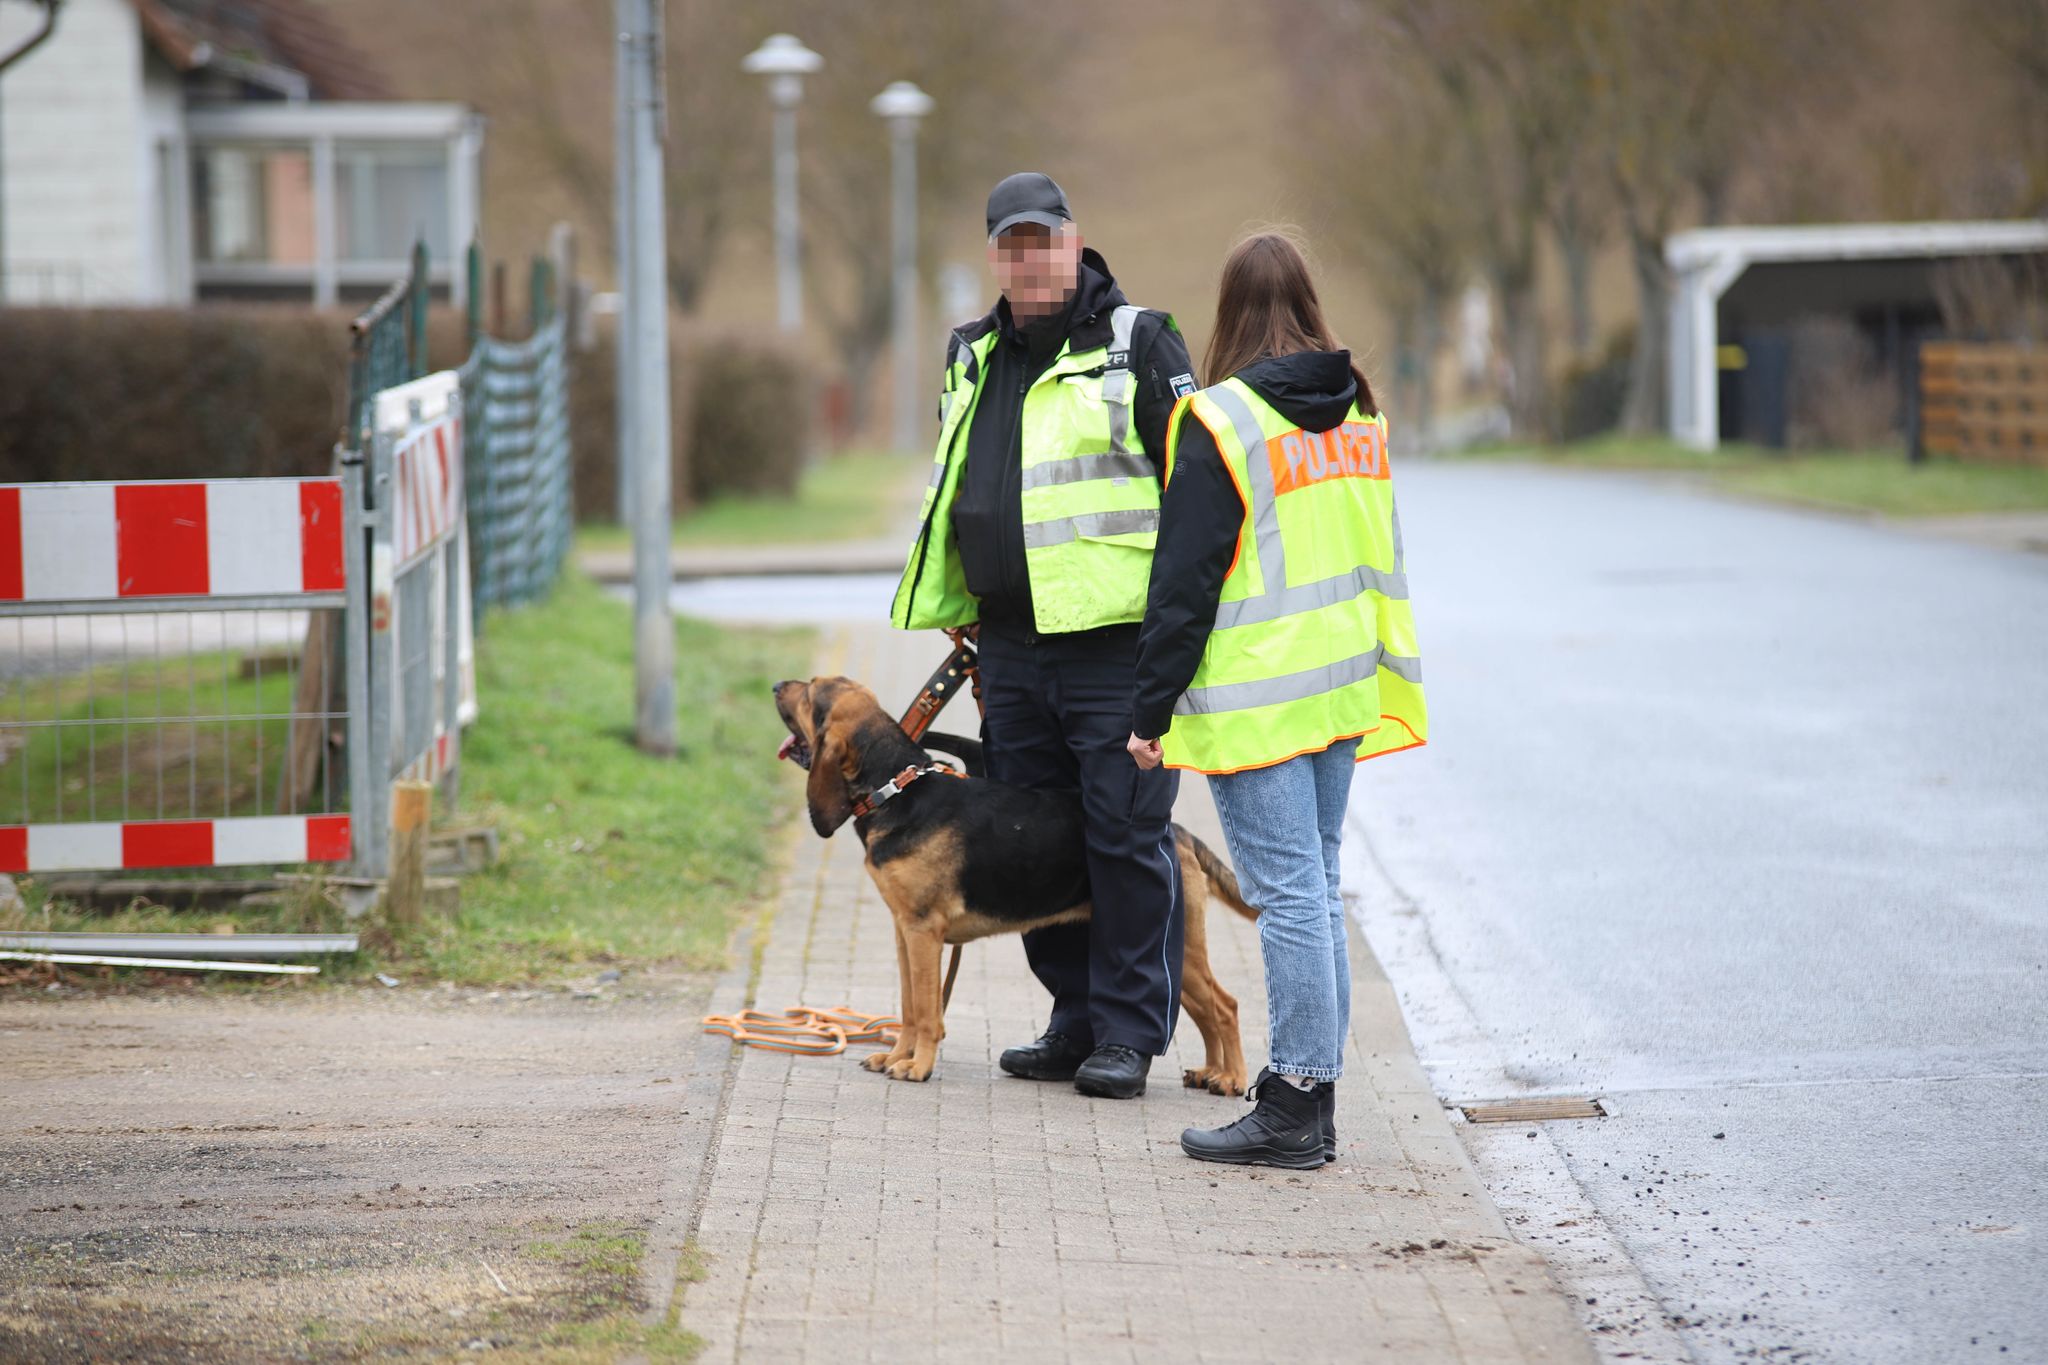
[{"xmin": 0, "ymin": 0, "xmax": 481, "ymax": 307}]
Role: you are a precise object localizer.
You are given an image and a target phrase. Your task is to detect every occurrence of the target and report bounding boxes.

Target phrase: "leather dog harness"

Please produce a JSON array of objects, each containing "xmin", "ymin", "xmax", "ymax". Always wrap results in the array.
[
  {"xmin": 897, "ymin": 627, "xmax": 982, "ymax": 743},
  {"xmin": 848, "ymin": 763, "xmax": 958, "ymax": 820}
]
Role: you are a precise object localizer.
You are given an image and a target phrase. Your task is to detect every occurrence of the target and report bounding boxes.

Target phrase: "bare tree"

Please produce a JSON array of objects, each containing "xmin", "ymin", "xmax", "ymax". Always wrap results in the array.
[
  {"xmin": 775, "ymin": 1, "xmax": 1059, "ymax": 438},
  {"xmin": 1582, "ymin": 0, "xmax": 1830, "ymax": 433},
  {"xmin": 494, "ymin": 0, "xmax": 752, "ymax": 312},
  {"xmin": 1359, "ymin": 0, "xmax": 1605, "ymax": 440},
  {"xmin": 1547, "ymin": 137, "xmax": 1612, "ymax": 365},
  {"xmin": 1283, "ymin": 4, "xmax": 1480, "ymax": 447},
  {"xmin": 1967, "ymin": 0, "xmax": 2048, "ymax": 213}
]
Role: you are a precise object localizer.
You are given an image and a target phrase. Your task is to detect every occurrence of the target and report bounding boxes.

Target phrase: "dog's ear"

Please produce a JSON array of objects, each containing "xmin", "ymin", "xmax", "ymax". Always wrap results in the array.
[{"xmin": 805, "ymin": 712, "xmax": 859, "ymax": 837}]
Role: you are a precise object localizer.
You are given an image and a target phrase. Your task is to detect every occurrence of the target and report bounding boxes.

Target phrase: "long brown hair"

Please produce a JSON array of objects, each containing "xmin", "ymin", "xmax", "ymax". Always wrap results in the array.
[{"xmin": 1203, "ymin": 231, "xmax": 1377, "ymax": 416}]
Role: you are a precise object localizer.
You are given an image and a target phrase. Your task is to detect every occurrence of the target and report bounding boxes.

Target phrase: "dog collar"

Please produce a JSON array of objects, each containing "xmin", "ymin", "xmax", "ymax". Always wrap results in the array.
[{"xmin": 850, "ymin": 763, "xmax": 956, "ymax": 819}]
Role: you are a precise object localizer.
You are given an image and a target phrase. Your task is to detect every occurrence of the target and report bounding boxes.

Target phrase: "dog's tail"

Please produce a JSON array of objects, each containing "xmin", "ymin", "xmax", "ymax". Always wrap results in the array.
[
  {"xmin": 920, "ymin": 731, "xmax": 985, "ymax": 778},
  {"xmin": 1174, "ymin": 824, "xmax": 1256, "ymax": 921}
]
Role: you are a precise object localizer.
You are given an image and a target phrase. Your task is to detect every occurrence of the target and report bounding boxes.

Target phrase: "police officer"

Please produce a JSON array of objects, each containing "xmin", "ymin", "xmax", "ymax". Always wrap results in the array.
[{"xmin": 890, "ymin": 172, "xmax": 1199, "ymax": 1098}]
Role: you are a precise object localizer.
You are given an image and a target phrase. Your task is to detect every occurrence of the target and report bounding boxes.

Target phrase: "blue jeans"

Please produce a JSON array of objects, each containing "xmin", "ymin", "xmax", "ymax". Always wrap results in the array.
[{"xmin": 1206, "ymin": 737, "xmax": 1359, "ymax": 1081}]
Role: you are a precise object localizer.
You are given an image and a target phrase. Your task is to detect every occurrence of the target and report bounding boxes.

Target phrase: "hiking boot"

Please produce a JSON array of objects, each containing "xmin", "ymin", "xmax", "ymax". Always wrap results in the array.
[
  {"xmin": 999, "ymin": 1029, "xmax": 1092, "ymax": 1082},
  {"xmin": 1073, "ymin": 1043, "xmax": 1150, "ymax": 1099},
  {"xmin": 1180, "ymin": 1069, "xmax": 1326, "ymax": 1169}
]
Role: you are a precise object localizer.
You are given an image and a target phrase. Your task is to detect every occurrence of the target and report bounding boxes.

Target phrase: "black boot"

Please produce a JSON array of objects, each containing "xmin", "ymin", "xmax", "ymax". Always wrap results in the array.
[
  {"xmin": 1073, "ymin": 1043, "xmax": 1150, "ymax": 1099},
  {"xmin": 1180, "ymin": 1069, "xmax": 1325, "ymax": 1169},
  {"xmin": 999, "ymin": 1029, "xmax": 1092, "ymax": 1081},
  {"xmin": 1318, "ymin": 1081, "xmax": 1337, "ymax": 1164}
]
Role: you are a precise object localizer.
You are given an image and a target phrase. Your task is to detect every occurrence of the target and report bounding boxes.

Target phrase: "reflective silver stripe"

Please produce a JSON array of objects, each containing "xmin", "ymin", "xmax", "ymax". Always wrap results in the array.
[
  {"xmin": 1102, "ymin": 304, "xmax": 1142, "ymax": 457},
  {"xmin": 1021, "ymin": 507, "xmax": 1159, "ymax": 548},
  {"xmin": 1203, "ymin": 383, "xmax": 1288, "ymax": 592},
  {"xmin": 1212, "ymin": 562, "xmax": 1409, "ymax": 629},
  {"xmin": 1019, "ymin": 450, "xmax": 1158, "ymax": 491},
  {"xmin": 1172, "ymin": 644, "xmax": 1422, "ymax": 717}
]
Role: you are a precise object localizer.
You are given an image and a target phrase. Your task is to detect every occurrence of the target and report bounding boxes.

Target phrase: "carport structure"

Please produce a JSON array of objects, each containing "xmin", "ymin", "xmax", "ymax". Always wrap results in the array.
[{"xmin": 1666, "ymin": 220, "xmax": 2048, "ymax": 450}]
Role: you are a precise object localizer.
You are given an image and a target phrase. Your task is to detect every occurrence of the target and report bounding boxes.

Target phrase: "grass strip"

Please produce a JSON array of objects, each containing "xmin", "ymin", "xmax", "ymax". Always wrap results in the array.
[
  {"xmin": 3, "ymin": 572, "xmax": 811, "ymax": 987},
  {"xmin": 578, "ymin": 450, "xmax": 923, "ymax": 552},
  {"xmin": 1441, "ymin": 434, "xmax": 2048, "ymax": 516}
]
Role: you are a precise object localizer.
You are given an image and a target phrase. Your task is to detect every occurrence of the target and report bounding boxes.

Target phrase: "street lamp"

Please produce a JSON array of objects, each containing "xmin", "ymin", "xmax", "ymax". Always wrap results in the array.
[
  {"xmin": 870, "ymin": 80, "xmax": 934, "ymax": 455},
  {"xmin": 741, "ymin": 33, "xmax": 822, "ymax": 334}
]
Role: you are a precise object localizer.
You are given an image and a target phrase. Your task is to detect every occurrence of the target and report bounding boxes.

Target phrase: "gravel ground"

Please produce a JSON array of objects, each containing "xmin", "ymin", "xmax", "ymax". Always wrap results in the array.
[{"xmin": 0, "ymin": 970, "xmax": 712, "ymax": 1361}]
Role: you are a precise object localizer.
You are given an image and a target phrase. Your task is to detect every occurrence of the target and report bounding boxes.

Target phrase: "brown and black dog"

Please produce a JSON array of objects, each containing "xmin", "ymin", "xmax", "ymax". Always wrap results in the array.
[{"xmin": 773, "ymin": 675, "xmax": 1255, "ymax": 1090}]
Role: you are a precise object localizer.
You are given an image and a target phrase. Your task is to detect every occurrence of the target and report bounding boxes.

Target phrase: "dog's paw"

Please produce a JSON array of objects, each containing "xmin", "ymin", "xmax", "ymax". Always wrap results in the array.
[
  {"xmin": 886, "ymin": 1057, "xmax": 933, "ymax": 1082},
  {"xmin": 1184, "ymin": 1066, "xmax": 1242, "ymax": 1096},
  {"xmin": 862, "ymin": 1051, "xmax": 896, "ymax": 1073}
]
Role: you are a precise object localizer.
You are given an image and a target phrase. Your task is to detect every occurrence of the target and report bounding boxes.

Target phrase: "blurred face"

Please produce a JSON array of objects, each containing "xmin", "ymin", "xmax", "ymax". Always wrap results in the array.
[{"xmin": 989, "ymin": 222, "xmax": 1082, "ymax": 319}]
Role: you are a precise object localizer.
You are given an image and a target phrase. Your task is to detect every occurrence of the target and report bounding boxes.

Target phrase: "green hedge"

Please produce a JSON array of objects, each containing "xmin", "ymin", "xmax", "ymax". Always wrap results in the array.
[
  {"xmin": 0, "ymin": 307, "xmax": 353, "ymax": 482},
  {"xmin": 0, "ymin": 306, "xmax": 813, "ymax": 520},
  {"xmin": 571, "ymin": 316, "xmax": 813, "ymax": 520}
]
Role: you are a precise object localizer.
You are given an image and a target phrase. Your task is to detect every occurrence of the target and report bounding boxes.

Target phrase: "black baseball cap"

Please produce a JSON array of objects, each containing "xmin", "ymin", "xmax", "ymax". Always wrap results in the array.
[{"xmin": 986, "ymin": 172, "xmax": 1073, "ymax": 240}]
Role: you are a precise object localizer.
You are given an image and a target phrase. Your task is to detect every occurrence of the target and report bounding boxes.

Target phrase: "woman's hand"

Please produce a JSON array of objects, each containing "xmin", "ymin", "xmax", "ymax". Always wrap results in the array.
[{"xmin": 1127, "ymin": 733, "xmax": 1163, "ymax": 770}]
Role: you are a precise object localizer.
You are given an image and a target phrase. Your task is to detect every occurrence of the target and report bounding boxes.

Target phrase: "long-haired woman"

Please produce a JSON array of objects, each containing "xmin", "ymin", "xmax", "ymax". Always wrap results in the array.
[{"xmin": 1126, "ymin": 230, "xmax": 1428, "ymax": 1167}]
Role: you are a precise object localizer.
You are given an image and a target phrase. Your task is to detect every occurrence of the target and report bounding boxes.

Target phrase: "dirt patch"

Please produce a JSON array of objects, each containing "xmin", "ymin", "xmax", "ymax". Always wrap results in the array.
[{"xmin": 0, "ymin": 974, "xmax": 716, "ymax": 1361}]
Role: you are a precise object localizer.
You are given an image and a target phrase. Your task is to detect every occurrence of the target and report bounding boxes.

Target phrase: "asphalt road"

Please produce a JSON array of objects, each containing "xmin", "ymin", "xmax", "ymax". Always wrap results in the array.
[{"xmin": 1341, "ymin": 462, "xmax": 2048, "ymax": 1363}]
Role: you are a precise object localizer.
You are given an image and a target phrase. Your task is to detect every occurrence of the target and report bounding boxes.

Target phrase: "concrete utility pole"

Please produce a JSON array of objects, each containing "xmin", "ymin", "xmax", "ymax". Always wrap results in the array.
[
  {"xmin": 618, "ymin": 0, "xmax": 675, "ymax": 756},
  {"xmin": 871, "ymin": 81, "xmax": 933, "ymax": 455},
  {"xmin": 611, "ymin": 2, "xmax": 636, "ymax": 526},
  {"xmin": 742, "ymin": 34, "xmax": 821, "ymax": 334}
]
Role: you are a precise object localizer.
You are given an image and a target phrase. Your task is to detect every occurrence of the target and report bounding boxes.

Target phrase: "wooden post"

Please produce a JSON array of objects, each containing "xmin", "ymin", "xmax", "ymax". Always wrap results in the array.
[
  {"xmin": 276, "ymin": 611, "xmax": 338, "ymax": 813},
  {"xmin": 385, "ymin": 780, "xmax": 433, "ymax": 929}
]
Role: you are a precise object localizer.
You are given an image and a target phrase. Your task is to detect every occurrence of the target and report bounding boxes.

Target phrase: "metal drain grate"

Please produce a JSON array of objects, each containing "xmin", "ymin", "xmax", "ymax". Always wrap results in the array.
[{"xmin": 1457, "ymin": 1097, "xmax": 1607, "ymax": 1123}]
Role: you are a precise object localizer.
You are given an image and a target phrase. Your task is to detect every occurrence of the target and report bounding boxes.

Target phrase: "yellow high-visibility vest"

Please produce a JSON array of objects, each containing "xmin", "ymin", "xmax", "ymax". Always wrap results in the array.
[
  {"xmin": 890, "ymin": 305, "xmax": 1170, "ymax": 634},
  {"xmin": 1158, "ymin": 375, "xmax": 1427, "ymax": 774}
]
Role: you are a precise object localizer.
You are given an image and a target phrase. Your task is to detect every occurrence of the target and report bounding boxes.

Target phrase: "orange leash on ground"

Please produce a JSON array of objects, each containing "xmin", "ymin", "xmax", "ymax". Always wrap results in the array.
[
  {"xmin": 700, "ymin": 953, "xmax": 967, "ymax": 1055},
  {"xmin": 709, "ymin": 638, "xmax": 980, "ymax": 1056},
  {"xmin": 701, "ymin": 1007, "xmax": 900, "ymax": 1056}
]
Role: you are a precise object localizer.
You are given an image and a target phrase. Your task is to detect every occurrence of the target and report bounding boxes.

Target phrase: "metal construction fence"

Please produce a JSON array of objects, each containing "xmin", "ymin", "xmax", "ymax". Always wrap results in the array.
[
  {"xmin": 356, "ymin": 369, "xmax": 471, "ymax": 876},
  {"xmin": 346, "ymin": 238, "xmax": 575, "ymax": 624},
  {"xmin": 0, "ymin": 232, "xmax": 577, "ymax": 888},
  {"xmin": 0, "ymin": 473, "xmax": 363, "ymax": 875},
  {"xmin": 460, "ymin": 265, "xmax": 572, "ymax": 615}
]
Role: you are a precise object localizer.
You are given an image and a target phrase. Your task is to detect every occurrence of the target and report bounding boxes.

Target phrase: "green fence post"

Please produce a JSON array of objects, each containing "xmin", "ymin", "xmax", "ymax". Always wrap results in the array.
[
  {"xmin": 466, "ymin": 239, "xmax": 483, "ymax": 349},
  {"xmin": 408, "ymin": 240, "xmax": 431, "ymax": 379}
]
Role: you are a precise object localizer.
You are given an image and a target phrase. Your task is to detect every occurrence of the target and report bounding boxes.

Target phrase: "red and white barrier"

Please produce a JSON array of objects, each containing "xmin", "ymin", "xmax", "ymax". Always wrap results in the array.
[
  {"xmin": 0, "ymin": 815, "xmax": 351, "ymax": 873},
  {"xmin": 0, "ymin": 478, "xmax": 346, "ymax": 602},
  {"xmin": 390, "ymin": 415, "xmax": 463, "ymax": 568},
  {"xmin": 375, "ymin": 373, "xmax": 463, "ymax": 570}
]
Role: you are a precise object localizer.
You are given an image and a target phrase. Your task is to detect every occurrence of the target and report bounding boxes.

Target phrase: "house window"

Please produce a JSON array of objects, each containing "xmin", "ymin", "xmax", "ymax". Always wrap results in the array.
[
  {"xmin": 337, "ymin": 143, "xmax": 451, "ymax": 263},
  {"xmin": 182, "ymin": 103, "xmax": 481, "ymax": 305},
  {"xmin": 192, "ymin": 145, "xmax": 317, "ymax": 265}
]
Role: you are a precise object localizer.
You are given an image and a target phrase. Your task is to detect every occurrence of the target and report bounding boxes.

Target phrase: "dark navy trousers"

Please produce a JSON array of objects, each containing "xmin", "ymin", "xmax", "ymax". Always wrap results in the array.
[{"xmin": 977, "ymin": 622, "xmax": 1185, "ymax": 1055}]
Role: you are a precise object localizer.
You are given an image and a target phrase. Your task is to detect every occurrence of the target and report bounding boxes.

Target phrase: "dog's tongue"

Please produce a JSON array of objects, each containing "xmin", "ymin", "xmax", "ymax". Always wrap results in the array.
[{"xmin": 777, "ymin": 734, "xmax": 797, "ymax": 762}]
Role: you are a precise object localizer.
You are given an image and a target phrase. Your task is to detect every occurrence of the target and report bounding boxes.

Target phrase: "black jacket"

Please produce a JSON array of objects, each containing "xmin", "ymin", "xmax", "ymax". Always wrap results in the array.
[
  {"xmin": 1131, "ymin": 350, "xmax": 1364, "ymax": 740},
  {"xmin": 947, "ymin": 248, "xmax": 1196, "ymax": 630}
]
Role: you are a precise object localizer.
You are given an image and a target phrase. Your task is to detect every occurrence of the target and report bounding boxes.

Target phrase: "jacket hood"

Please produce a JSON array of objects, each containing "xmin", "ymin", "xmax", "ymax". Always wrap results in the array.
[{"xmin": 1236, "ymin": 351, "xmax": 1358, "ymax": 433}]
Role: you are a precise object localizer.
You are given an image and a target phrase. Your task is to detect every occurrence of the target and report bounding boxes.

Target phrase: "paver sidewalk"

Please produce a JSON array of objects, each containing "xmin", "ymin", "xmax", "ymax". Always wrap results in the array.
[{"xmin": 661, "ymin": 623, "xmax": 1593, "ymax": 1363}]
